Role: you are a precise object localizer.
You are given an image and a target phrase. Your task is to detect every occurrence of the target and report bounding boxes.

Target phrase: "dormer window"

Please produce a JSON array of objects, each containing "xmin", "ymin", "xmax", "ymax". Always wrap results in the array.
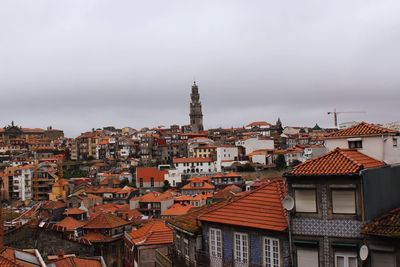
[{"xmin": 348, "ymin": 138, "xmax": 362, "ymax": 149}]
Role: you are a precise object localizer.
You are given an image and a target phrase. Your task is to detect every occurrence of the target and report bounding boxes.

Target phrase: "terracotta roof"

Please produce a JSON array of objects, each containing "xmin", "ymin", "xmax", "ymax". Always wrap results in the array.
[
  {"xmin": 362, "ymin": 208, "xmax": 400, "ymax": 238},
  {"xmin": 56, "ymin": 217, "xmax": 86, "ymax": 231},
  {"xmin": 43, "ymin": 200, "xmax": 67, "ymax": 210},
  {"xmin": 132, "ymin": 191, "xmax": 174, "ymax": 203},
  {"xmin": 128, "ymin": 220, "xmax": 173, "ymax": 246},
  {"xmin": 99, "ymin": 177, "xmax": 120, "ymax": 186},
  {"xmin": 211, "ymin": 172, "xmax": 241, "ymax": 178},
  {"xmin": 83, "ymin": 212, "xmax": 130, "ymax": 229},
  {"xmin": 173, "ymin": 157, "xmax": 213, "ymax": 163},
  {"xmin": 161, "ymin": 204, "xmax": 193, "ymax": 216},
  {"xmin": 0, "ymin": 256, "xmax": 21, "ymax": 267},
  {"xmin": 199, "ymin": 180, "xmax": 288, "ymax": 232},
  {"xmin": 290, "ymin": 148, "xmax": 384, "ymax": 176},
  {"xmin": 212, "ymin": 185, "xmax": 242, "ymax": 200},
  {"xmin": 181, "ymin": 181, "xmax": 215, "ymax": 191},
  {"xmin": 136, "ymin": 167, "xmax": 167, "ymax": 183},
  {"xmin": 48, "ymin": 256, "xmax": 102, "ymax": 267},
  {"xmin": 64, "ymin": 208, "xmax": 85, "ymax": 215},
  {"xmin": 326, "ymin": 122, "xmax": 398, "ymax": 139},
  {"xmin": 1, "ymin": 248, "xmax": 40, "ymax": 267},
  {"xmin": 168, "ymin": 201, "xmax": 229, "ymax": 234},
  {"xmin": 246, "ymin": 121, "xmax": 272, "ymax": 128}
]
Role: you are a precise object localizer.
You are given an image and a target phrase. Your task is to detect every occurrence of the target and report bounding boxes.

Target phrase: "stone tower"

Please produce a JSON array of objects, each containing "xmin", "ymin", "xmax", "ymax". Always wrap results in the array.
[{"xmin": 189, "ymin": 81, "xmax": 204, "ymax": 132}]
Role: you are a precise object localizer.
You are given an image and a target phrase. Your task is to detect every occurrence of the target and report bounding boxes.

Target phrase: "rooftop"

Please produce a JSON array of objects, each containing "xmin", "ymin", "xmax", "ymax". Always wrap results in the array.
[
  {"xmin": 290, "ymin": 148, "xmax": 384, "ymax": 176},
  {"xmin": 362, "ymin": 208, "xmax": 400, "ymax": 238},
  {"xmin": 83, "ymin": 212, "xmax": 130, "ymax": 229},
  {"xmin": 199, "ymin": 180, "xmax": 288, "ymax": 232},
  {"xmin": 325, "ymin": 122, "xmax": 398, "ymax": 139},
  {"xmin": 128, "ymin": 220, "xmax": 173, "ymax": 246}
]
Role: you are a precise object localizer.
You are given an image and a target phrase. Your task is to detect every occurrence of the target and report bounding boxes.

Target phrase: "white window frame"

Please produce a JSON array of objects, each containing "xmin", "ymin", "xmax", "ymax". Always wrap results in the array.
[
  {"xmin": 334, "ymin": 251, "xmax": 358, "ymax": 267},
  {"xmin": 176, "ymin": 234, "xmax": 181, "ymax": 253},
  {"xmin": 234, "ymin": 232, "xmax": 249, "ymax": 266},
  {"xmin": 209, "ymin": 228, "xmax": 222, "ymax": 259},
  {"xmin": 263, "ymin": 237, "xmax": 280, "ymax": 267},
  {"xmin": 184, "ymin": 238, "xmax": 189, "ymax": 259}
]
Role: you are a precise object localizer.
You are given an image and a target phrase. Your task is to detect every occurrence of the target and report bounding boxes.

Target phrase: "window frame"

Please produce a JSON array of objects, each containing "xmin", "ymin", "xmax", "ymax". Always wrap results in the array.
[
  {"xmin": 296, "ymin": 246, "xmax": 320, "ymax": 267},
  {"xmin": 334, "ymin": 251, "xmax": 357, "ymax": 267},
  {"xmin": 348, "ymin": 140, "xmax": 362, "ymax": 149},
  {"xmin": 331, "ymin": 189, "xmax": 357, "ymax": 215},
  {"xmin": 294, "ymin": 188, "xmax": 317, "ymax": 213},
  {"xmin": 263, "ymin": 237, "xmax": 280, "ymax": 267},
  {"xmin": 209, "ymin": 228, "xmax": 222, "ymax": 259},
  {"xmin": 234, "ymin": 232, "xmax": 249, "ymax": 265}
]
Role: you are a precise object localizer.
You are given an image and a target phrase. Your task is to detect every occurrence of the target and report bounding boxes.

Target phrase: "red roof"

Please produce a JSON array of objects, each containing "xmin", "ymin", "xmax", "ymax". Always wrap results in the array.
[
  {"xmin": 83, "ymin": 212, "xmax": 130, "ymax": 229},
  {"xmin": 161, "ymin": 204, "xmax": 193, "ymax": 216},
  {"xmin": 131, "ymin": 191, "xmax": 174, "ymax": 202},
  {"xmin": 362, "ymin": 208, "xmax": 400, "ymax": 238},
  {"xmin": 56, "ymin": 216, "xmax": 86, "ymax": 231},
  {"xmin": 173, "ymin": 157, "xmax": 213, "ymax": 163},
  {"xmin": 136, "ymin": 167, "xmax": 167, "ymax": 183},
  {"xmin": 246, "ymin": 121, "xmax": 272, "ymax": 128},
  {"xmin": 326, "ymin": 122, "xmax": 398, "ymax": 139},
  {"xmin": 291, "ymin": 148, "xmax": 384, "ymax": 176},
  {"xmin": 128, "ymin": 220, "xmax": 173, "ymax": 246},
  {"xmin": 48, "ymin": 256, "xmax": 102, "ymax": 267},
  {"xmin": 199, "ymin": 180, "xmax": 288, "ymax": 232},
  {"xmin": 181, "ymin": 181, "xmax": 215, "ymax": 191}
]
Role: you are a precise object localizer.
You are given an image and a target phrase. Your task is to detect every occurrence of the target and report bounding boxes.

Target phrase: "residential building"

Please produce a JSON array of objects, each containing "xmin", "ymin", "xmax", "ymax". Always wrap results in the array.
[
  {"xmin": 130, "ymin": 191, "xmax": 174, "ymax": 218},
  {"xmin": 136, "ymin": 167, "xmax": 168, "ymax": 194},
  {"xmin": 198, "ymin": 180, "xmax": 290, "ymax": 267},
  {"xmin": 215, "ymin": 146, "xmax": 239, "ymax": 172},
  {"xmin": 124, "ymin": 220, "xmax": 173, "ymax": 267},
  {"xmin": 173, "ymin": 158, "xmax": 216, "ymax": 175},
  {"xmin": 285, "ymin": 148, "xmax": 400, "ymax": 267},
  {"xmin": 236, "ymin": 136, "xmax": 275, "ymax": 155},
  {"xmin": 181, "ymin": 177, "xmax": 215, "ymax": 196},
  {"xmin": 324, "ymin": 122, "xmax": 400, "ymax": 164},
  {"xmin": 209, "ymin": 172, "xmax": 244, "ymax": 190},
  {"xmin": 161, "ymin": 203, "xmax": 194, "ymax": 219},
  {"xmin": 164, "ymin": 169, "xmax": 182, "ymax": 188}
]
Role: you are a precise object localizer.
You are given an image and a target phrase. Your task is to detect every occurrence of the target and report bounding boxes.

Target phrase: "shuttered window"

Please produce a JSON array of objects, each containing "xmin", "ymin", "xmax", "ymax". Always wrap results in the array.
[
  {"xmin": 332, "ymin": 190, "xmax": 356, "ymax": 214},
  {"xmin": 295, "ymin": 189, "xmax": 317, "ymax": 213},
  {"xmin": 371, "ymin": 251, "xmax": 395, "ymax": 267},
  {"xmin": 264, "ymin": 237, "xmax": 280, "ymax": 267},
  {"xmin": 210, "ymin": 228, "xmax": 222, "ymax": 259},
  {"xmin": 234, "ymin": 232, "xmax": 248, "ymax": 265},
  {"xmin": 297, "ymin": 247, "xmax": 319, "ymax": 267}
]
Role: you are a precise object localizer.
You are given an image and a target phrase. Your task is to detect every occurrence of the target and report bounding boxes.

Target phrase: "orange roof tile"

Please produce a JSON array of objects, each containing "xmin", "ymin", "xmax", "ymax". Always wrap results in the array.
[
  {"xmin": 128, "ymin": 220, "xmax": 173, "ymax": 246},
  {"xmin": 290, "ymin": 148, "xmax": 384, "ymax": 176},
  {"xmin": 43, "ymin": 200, "xmax": 67, "ymax": 210},
  {"xmin": 83, "ymin": 212, "xmax": 130, "ymax": 229},
  {"xmin": 132, "ymin": 191, "xmax": 174, "ymax": 203},
  {"xmin": 199, "ymin": 180, "xmax": 288, "ymax": 232},
  {"xmin": 181, "ymin": 181, "xmax": 215, "ymax": 191},
  {"xmin": 136, "ymin": 167, "xmax": 167, "ymax": 183},
  {"xmin": 64, "ymin": 208, "xmax": 85, "ymax": 215},
  {"xmin": 326, "ymin": 122, "xmax": 398, "ymax": 139},
  {"xmin": 48, "ymin": 256, "xmax": 102, "ymax": 267},
  {"xmin": 56, "ymin": 217, "xmax": 86, "ymax": 231},
  {"xmin": 0, "ymin": 255, "xmax": 20, "ymax": 267},
  {"xmin": 161, "ymin": 204, "xmax": 193, "ymax": 216}
]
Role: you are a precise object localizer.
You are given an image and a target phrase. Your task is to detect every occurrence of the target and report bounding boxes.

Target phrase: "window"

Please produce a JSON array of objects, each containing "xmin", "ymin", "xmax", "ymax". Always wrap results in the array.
[
  {"xmin": 297, "ymin": 247, "xmax": 319, "ymax": 267},
  {"xmin": 264, "ymin": 237, "xmax": 280, "ymax": 267},
  {"xmin": 176, "ymin": 235, "xmax": 181, "ymax": 253},
  {"xmin": 209, "ymin": 228, "xmax": 222, "ymax": 259},
  {"xmin": 295, "ymin": 189, "xmax": 317, "ymax": 213},
  {"xmin": 234, "ymin": 232, "xmax": 248, "ymax": 265},
  {"xmin": 393, "ymin": 138, "xmax": 398, "ymax": 148},
  {"xmin": 334, "ymin": 251, "xmax": 357, "ymax": 267},
  {"xmin": 139, "ymin": 178, "xmax": 143, "ymax": 188},
  {"xmin": 184, "ymin": 239, "xmax": 189, "ymax": 258},
  {"xmin": 348, "ymin": 140, "xmax": 362, "ymax": 149},
  {"xmin": 332, "ymin": 189, "xmax": 356, "ymax": 214},
  {"xmin": 371, "ymin": 251, "xmax": 395, "ymax": 267},
  {"xmin": 150, "ymin": 177, "xmax": 154, "ymax": 187}
]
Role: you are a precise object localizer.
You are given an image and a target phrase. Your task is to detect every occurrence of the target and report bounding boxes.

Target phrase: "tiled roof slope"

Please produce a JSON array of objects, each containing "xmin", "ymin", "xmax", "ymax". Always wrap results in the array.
[
  {"xmin": 362, "ymin": 208, "xmax": 400, "ymax": 238},
  {"xmin": 326, "ymin": 122, "xmax": 398, "ymax": 139},
  {"xmin": 83, "ymin": 212, "xmax": 130, "ymax": 229},
  {"xmin": 48, "ymin": 257, "xmax": 102, "ymax": 267},
  {"xmin": 0, "ymin": 256, "xmax": 21, "ymax": 267},
  {"xmin": 56, "ymin": 217, "xmax": 86, "ymax": 231},
  {"xmin": 291, "ymin": 148, "xmax": 384, "ymax": 176},
  {"xmin": 128, "ymin": 220, "xmax": 173, "ymax": 246},
  {"xmin": 161, "ymin": 204, "xmax": 193, "ymax": 216},
  {"xmin": 198, "ymin": 180, "xmax": 288, "ymax": 232},
  {"xmin": 136, "ymin": 167, "xmax": 167, "ymax": 182}
]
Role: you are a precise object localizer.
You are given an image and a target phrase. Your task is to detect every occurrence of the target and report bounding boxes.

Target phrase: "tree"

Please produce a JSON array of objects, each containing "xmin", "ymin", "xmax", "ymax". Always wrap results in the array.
[
  {"xmin": 162, "ymin": 180, "xmax": 171, "ymax": 192},
  {"xmin": 275, "ymin": 154, "xmax": 287, "ymax": 170}
]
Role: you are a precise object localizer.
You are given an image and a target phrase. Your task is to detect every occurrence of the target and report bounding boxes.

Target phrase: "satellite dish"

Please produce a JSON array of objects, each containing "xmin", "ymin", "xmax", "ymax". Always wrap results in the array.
[
  {"xmin": 360, "ymin": 245, "xmax": 369, "ymax": 261},
  {"xmin": 282, "ymin": 196, "xmax": 295, "ymax": 211}
]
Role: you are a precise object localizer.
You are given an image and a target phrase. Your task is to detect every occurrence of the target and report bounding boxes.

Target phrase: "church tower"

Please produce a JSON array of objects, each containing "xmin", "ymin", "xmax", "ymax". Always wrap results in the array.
[{"xmin": 189, "ymin": 81, "xmax": 204, "ymax": 132}]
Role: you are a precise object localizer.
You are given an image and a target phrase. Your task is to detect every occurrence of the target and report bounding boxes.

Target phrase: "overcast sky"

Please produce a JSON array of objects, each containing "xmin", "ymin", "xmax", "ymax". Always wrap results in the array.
[{"xmin": 1, "ymin": 0, "xmax": 399, "ymax": 137}]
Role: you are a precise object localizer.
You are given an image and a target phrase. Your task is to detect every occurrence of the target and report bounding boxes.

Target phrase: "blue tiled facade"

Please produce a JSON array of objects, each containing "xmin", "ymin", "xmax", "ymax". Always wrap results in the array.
[{"xmin": 202, "ymin": 222, "xmax": 290, "ymax": 267}]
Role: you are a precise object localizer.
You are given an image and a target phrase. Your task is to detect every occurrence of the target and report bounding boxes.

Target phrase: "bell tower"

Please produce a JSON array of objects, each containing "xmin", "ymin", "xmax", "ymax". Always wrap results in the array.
[{"xmin": 189, "ymin": 81, "xmax": 204, "ymax": 132}]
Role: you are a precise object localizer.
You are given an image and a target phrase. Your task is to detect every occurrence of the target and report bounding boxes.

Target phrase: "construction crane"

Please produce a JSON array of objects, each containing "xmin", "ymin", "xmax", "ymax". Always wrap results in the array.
[{"xmin": 327, "ymin": 109, "xmax": 366, "ymax": 128}]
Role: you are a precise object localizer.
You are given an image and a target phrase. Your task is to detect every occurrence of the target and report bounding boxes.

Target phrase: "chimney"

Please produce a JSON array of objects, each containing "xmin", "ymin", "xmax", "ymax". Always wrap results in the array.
[{"xmin": 57, "ymin": 249, "xmax": 65, "ymax": 258}]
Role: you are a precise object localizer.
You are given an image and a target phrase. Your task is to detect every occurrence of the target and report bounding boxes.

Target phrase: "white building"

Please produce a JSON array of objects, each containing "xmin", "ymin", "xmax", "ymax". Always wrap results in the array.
[
  {"xmin": 216, "ymin": 146, "xmax": 239, "ymax": 172},
  {"xmin": 324, "ymin": 122, "xmax": 400, "ymax": 164},
  {"xmin": 164, "ymin": 169, "xmax": 182, "ymax": 187},
  {"xmin": 173, "ymin": 157, "xmax": 216, "ymax": 175},
  {"xmin": 236, "ymin": 137, "xmax": 274, "ymax": 155},
  {"xmin": 11, "ymin": 165, "xmax": 33, "ymax": 201}
]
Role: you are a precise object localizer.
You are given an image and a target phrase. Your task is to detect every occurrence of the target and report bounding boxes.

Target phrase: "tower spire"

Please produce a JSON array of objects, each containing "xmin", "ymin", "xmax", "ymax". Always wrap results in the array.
[{"xmin": 189, "ymin": 81, "xmax": 204, "ymax": 132}]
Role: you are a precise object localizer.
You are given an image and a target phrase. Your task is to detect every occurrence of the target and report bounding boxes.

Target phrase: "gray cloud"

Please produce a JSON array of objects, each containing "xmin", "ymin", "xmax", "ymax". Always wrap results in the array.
[{"xmin": 1, "ymin": 0, "xmax": 400, "ymax": 137}]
